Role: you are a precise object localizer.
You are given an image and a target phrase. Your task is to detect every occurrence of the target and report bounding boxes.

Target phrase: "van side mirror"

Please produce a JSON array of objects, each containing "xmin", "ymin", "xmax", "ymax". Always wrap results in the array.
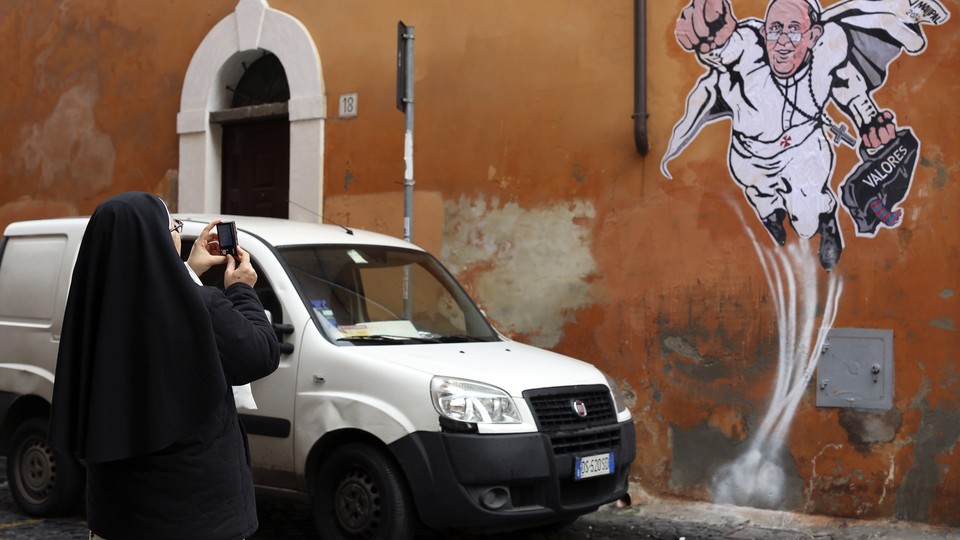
[{"xmin": 273, "ymin": 322, "xmax": 295, "ymax": 355}]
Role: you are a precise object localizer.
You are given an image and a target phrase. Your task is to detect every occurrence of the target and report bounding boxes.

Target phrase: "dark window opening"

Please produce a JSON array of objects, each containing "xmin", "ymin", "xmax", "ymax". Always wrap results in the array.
[{"xmin": 230, "ymin": 52, "xmax": 290, "ymax": 108}]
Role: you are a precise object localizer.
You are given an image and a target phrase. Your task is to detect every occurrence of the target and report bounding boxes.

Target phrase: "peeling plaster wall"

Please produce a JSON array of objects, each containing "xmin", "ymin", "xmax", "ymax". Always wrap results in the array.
[
  {"xmin": 439, "ymin": 196, "xmax": 598, "ymax": 349},
  {"xmin": 894, "ymin": 403, "xmax": 960, "ymax": 522},
  {"xmin": 19, "ymin": 75, "xmax": 115, "ymax": 192},
  {"xmin": 1, "ymin": 0, "xmax": 958, "ymax": 527}
]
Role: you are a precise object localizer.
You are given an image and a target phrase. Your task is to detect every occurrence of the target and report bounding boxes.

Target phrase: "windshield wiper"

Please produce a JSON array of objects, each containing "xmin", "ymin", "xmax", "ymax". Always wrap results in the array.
[
  {"xmin": 337, "ymin": 334, "xmax": 436, "ymax": 345},
  {"xmin": 336, "ymin": 334, "xmax": 497, "ymax": 345},
  {"xmin": 432, "ymin": 335, "xmax": 497, "ymax": 343}
]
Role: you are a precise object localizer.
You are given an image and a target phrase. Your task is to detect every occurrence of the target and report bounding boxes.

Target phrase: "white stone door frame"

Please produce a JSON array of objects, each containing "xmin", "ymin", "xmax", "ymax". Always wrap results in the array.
[{"xmin": 177, "ymin": 0, "xmax": 325, "ymax": 222}]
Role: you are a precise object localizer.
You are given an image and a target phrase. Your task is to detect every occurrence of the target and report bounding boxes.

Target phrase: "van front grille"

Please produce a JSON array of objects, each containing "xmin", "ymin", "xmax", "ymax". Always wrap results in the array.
[
  {"xmin": 523, "ymin": 385, "xmax": 619, "ymax": 456},
  {"xmin": 525, "ymin": 386, "xmax": 617, "ymax": 431}
]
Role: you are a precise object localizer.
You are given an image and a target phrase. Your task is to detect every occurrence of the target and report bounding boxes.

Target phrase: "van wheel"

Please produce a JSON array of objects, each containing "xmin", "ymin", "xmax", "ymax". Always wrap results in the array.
[
  {"xmin": 313, "ymin": 443, "xmax": 415, "ymax": 540},
  {"xmin": 6, "ymin": 417, "xmax": 85, "ymax": 516}
]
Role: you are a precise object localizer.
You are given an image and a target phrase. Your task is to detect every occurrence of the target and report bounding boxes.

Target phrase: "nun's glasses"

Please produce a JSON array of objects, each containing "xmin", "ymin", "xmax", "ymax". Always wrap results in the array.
[{"xmin": 170, "ymin": 219, "xmax": 183, "ymax": 233}]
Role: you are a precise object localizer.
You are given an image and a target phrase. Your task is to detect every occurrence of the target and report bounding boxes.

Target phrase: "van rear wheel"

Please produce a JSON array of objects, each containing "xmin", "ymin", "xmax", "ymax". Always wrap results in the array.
[
  {"xmin": 7, "ymin": 417, "xmax": 85, "ymax": 516},
  {"xmin": 313, "ymin": 443, "xmax": 415, "ymax": 540}
]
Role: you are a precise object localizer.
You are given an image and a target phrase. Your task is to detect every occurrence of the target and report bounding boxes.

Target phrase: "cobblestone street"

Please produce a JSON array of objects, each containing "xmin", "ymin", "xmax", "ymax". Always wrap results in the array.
[{"xmin": 2, "ymin": 457, "xmax": 959, "ymax": 539}]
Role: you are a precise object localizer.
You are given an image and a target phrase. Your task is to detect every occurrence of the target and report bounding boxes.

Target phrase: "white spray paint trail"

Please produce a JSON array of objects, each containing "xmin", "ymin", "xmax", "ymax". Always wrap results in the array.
[{"xmin": 712, "ymin": 207, "xmax": 843, "ymax": 509}]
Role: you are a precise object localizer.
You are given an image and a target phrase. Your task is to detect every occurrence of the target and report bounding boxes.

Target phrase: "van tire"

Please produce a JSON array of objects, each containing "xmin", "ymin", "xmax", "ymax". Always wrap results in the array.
[
  {"xmin": 6, "ymin": 417, "xmax": 85, "ymax": 517},
  {"xmin": 313, "ymin": 443, "xmax": 415, "ymax": 540}
]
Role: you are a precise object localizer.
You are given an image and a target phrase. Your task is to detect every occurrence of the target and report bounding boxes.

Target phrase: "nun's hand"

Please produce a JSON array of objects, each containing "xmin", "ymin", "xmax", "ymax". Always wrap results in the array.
[
  {"xmin": 225, "ymin": 245, "xmax": 257, "ymax": 288},
  {"xmin": 187, "ymin": 220, "xmax": 228, "ymax": 276}
]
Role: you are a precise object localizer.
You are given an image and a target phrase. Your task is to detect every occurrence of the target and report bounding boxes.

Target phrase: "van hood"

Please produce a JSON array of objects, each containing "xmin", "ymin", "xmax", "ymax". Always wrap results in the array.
[{"xmin": 342, "ymin": 340, "xmax": 607, "ymax": 395}]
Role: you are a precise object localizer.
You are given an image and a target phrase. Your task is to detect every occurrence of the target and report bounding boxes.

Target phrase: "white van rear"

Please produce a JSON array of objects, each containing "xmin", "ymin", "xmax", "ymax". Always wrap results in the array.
[{"xmin": 0, "ymin": 215, "xmax": 635, "ymax": 538}]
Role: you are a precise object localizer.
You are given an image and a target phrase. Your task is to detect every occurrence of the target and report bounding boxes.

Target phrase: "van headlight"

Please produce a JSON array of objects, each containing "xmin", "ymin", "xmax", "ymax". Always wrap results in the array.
[
  {"xmin": 431, "ymin": 377, "xmax": 521, "ymax": 424},
  {"xmin": 602, "ymin": 371, "xmax": 629, "ymax": 414}
]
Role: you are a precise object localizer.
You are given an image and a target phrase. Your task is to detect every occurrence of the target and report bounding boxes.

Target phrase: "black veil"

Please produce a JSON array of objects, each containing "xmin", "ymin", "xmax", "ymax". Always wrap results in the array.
[{"xmin": 49, "ymin": 192, "xmax": 226, "ymax": 462}]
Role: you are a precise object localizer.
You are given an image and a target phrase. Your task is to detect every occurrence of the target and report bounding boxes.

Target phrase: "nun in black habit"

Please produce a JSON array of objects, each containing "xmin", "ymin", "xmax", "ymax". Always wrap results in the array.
[{"xmin": 49, "ymin": 192, "xmax": 280, "ymax": 539}]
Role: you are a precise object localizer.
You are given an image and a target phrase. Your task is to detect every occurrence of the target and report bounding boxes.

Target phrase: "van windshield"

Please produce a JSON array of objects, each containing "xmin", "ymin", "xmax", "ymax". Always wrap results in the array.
[{"xmin": 278, "ymin": 245, "xmax": 500, "ymax": 345}]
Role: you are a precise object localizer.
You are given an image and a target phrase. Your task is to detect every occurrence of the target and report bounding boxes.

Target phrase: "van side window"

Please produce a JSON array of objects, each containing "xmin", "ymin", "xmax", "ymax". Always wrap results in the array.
[{"xmin": 0, "ymin": 235, "xmax": 68, "ymax": 323}]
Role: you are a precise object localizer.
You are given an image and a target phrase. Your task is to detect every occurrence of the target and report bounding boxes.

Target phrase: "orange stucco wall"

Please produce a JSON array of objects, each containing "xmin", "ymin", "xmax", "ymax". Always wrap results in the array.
[
  {"xmin": 0, "ymin": 0, "xmax": 236, "ymax": 222},
  {"xmin": 1, "ymin": 0, "xmax": 957, "ymax": 526}
]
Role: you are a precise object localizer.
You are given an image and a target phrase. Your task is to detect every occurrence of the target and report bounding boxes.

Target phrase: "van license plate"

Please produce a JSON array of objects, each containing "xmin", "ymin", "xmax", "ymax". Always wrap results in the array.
[{"xmin": 575, "ymin": 452, "xmax": 614, "ymax": 480}]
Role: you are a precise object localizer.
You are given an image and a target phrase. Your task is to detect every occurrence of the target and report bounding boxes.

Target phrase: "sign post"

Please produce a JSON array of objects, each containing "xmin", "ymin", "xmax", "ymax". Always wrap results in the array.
[
  {"xmin": 397, "ymin": 21, "xmax": 415, "ymax": 319},
  {"xmin": 397, "ymin": 21, "xmax": 415, "ymax": 242}
]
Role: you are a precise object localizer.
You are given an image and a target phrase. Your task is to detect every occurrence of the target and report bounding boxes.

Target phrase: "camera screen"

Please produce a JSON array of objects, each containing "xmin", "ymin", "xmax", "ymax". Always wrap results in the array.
[{"xmin": 217, "ymin": 223, "xmax": 236, "ymax": 246}]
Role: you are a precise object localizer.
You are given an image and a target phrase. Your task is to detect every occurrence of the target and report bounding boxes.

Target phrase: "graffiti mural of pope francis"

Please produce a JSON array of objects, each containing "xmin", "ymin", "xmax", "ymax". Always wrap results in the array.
[{"xmin": 662, "ymin": 0, "xmax": 949, "ymax": 271}]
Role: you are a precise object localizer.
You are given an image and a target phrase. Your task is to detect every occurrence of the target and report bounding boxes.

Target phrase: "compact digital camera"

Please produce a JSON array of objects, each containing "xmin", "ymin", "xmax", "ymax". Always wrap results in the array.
[{"xmin": 216, "ymin": 221, "xmax": 239, "ymax": 257}]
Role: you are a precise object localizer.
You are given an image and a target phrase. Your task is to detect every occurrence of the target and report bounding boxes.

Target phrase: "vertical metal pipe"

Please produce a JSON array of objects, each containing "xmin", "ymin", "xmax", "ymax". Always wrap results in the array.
[{"xmin": 634, "ymin": 0, "xmax": 650, "ymax": 155}]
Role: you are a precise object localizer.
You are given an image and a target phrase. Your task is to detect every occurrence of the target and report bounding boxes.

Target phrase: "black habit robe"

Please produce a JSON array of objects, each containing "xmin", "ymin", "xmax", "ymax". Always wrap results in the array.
[{"xmin": 49, "ymin": 192, "xmax": 280, "ymax": 539}]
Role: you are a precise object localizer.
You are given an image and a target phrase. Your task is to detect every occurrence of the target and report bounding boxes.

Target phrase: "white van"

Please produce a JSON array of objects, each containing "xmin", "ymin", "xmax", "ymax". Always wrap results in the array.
[{"xmin": 0, "ymin": 215, "xmax": 635, "ymax": 538}]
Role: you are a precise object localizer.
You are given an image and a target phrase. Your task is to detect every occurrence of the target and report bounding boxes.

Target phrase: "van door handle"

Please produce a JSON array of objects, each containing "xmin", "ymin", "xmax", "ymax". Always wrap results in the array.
[
  {"xmin": 274, "ymin": 323, "xmax": 294, "ymax": 335},
  {"xmin": 279, "ymin": 342, "xmax": 294, "ymax": 355}
]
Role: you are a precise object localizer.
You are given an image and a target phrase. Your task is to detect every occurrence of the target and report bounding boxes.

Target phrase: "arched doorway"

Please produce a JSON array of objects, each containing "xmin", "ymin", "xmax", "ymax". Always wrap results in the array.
[{"xmin": 176, "ymin": 0, "xmax": 325, "ymax": 222}]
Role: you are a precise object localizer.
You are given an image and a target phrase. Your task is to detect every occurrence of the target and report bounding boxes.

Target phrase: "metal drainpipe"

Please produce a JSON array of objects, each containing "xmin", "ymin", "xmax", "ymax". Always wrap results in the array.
[{"xmin": 633, "ymin": 0, "xmax": 650, "ymax": 155}]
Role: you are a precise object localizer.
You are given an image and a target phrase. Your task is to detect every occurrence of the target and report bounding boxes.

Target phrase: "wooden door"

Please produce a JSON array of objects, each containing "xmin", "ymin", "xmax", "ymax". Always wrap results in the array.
[{"xmin": 221, "ymin": 118, "xmax": 290, "ymax": 218}]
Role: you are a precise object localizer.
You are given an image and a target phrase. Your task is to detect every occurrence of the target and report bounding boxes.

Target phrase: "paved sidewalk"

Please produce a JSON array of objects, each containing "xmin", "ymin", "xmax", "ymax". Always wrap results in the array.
[
  {"xmin": 255, "ymin": 494, "xmax": 960, "ymax": 540},
  {"xmin": 596, "ymin": 491, "xmax": 960, "ymax": 540}
]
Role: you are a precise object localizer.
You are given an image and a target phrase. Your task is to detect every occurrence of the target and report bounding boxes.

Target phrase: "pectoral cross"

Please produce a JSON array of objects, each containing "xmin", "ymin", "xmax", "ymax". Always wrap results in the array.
[{"xmin": 829, "ymin": 122, "xmax": 857, "ymax": 148}]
